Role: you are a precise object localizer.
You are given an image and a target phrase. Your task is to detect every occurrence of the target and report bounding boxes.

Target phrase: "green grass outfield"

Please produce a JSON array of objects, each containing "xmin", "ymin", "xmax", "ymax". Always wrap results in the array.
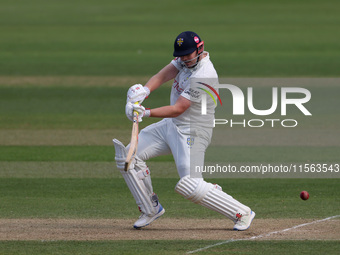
[
  {"xmin": 0, "ymin": 176, "xmax": 339, "ymax": 219},
  {"xmin": 0, "ymin": 0, "xmax": 340, "ymax": 254},
  {"xmin": 0, "ymin": 84, "xmax": 339, "ymax": 254},
  {"xmin": 0, "ymin": 0, "xmax": 339, "ymax": 77}
]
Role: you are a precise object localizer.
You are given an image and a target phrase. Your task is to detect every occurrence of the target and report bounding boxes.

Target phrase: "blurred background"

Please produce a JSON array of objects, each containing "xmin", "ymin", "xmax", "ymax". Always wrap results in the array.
[{"xmin": 0, "ymin": 0, "xmax": 339, "ymax": 77}]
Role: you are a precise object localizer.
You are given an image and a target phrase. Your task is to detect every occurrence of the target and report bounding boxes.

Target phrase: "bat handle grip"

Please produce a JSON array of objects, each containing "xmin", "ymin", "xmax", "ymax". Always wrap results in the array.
[{"xmin": 133, "ymin": 101, "xmax": 140, "ymax": 116}]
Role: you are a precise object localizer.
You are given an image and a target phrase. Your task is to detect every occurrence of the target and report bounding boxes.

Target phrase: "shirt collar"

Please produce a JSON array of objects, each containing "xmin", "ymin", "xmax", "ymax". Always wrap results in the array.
[{"xmin": 186, "ymin": 51, "xmax": 210, "ymax": 72}]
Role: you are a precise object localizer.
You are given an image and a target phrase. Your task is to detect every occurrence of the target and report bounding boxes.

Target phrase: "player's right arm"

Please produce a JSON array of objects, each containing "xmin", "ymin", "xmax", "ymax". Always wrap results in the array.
[{"xmin": 144, "ymin": 63, "xmax": 178, "ymax": 92}]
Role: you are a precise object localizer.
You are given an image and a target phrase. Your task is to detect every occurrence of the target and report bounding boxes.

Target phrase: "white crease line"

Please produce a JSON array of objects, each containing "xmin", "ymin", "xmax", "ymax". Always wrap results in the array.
[{"xmin": 187, "ymin": 215, "xmax": 340, "ymax": 254}]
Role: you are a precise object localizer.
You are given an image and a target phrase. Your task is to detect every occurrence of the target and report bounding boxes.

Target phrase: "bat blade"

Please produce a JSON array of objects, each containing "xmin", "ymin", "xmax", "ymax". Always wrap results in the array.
[{"xmin": 124, "ymin": 103, "xmax": 139, "ymax": 171}]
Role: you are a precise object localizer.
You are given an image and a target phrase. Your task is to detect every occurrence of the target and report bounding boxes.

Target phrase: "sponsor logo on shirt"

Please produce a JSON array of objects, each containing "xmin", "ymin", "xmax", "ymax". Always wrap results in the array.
[{"xmin": 173, "ymin": 79, "xmax": 184, "ymax": 94}]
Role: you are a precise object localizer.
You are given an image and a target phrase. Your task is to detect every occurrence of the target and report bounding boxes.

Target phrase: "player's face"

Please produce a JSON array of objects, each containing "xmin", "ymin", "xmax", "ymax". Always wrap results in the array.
[{"xmin": 180, "ymin": 51, "xmax": 198, "ymax": 68}]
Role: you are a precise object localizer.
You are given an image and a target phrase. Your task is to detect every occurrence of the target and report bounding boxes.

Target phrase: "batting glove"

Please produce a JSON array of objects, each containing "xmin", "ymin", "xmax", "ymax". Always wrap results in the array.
[
  {"xmin": 125, "ymin": 102, "xmax": 151, "ymax": 122},
  {"xmin": 126, "ymin": 84, "xmax": 150, "ymax": 104}
]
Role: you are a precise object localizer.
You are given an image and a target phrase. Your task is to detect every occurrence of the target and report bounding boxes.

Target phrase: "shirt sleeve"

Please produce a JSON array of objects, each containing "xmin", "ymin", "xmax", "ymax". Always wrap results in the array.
[{"xmin": 170, "ymin": 57, "xmax": 183, "ymax": 71}]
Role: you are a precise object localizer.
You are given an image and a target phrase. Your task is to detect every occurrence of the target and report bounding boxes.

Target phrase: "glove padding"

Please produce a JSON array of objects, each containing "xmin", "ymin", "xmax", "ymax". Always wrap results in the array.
[
  {"xmin": 127, "ymin": 84, "xmax": 150, "ymax": 104},
  {"xmin": 125, "ymin": 102, "xmax": 150, "ymax": 122}
]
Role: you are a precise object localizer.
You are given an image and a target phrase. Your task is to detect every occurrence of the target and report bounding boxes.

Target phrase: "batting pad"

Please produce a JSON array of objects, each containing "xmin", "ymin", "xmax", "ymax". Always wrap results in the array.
[
  {"xmin": 113, "ymin": 139, "xmax": 157, "ymax": 216},
  {"xmin": 112, "ymin": 139, "xmax": 129, "ymax": 170},
  {"xmin": 175, "ymin": 176, "xmax": 250, "ymax": 222}
]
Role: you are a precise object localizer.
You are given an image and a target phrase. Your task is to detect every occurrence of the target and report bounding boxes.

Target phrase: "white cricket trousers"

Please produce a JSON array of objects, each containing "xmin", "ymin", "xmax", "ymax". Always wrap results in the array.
[{"xmin": 136, "ymin": 118, "xmax": 212, "ymax": 178}]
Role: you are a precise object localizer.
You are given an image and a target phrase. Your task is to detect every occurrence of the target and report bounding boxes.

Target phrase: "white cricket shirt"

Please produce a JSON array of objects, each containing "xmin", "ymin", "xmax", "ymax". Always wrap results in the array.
[{"xmin": 170, "ymin": 51, "xmax": 219, "ymax": 128}]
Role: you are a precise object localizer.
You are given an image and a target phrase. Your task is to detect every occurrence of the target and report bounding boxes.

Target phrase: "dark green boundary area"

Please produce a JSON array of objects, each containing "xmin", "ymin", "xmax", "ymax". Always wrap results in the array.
[
  {"xmin": 1, "ymin": 145, "xmax": 339, "ymax": 162},
  {"xmin": 0, "ymin": 240, "xmax": 338, "ymax": 255}
]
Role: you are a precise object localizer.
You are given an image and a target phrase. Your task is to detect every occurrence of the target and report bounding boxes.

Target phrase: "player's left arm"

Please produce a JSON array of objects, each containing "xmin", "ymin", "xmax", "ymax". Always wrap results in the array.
[
  {"xmin": 126, "ymin": 64, "xmax": 178, "ymax": 105},
  {"xmin": 144, "ymin": 63, "xmax": 179, "ymax": 93}
]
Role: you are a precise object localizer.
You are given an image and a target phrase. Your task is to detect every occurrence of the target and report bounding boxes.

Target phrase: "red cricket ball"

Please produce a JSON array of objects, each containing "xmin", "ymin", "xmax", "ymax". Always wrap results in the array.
[{"xmin": 300, "ymin": 191, "xmax": 309, "ymax": 200}]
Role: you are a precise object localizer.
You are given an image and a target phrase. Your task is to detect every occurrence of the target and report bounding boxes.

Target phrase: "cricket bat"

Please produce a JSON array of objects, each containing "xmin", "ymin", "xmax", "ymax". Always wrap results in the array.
[{"xmin": 124, "ymin": 102, "xmax": 139, "ymax": 171}]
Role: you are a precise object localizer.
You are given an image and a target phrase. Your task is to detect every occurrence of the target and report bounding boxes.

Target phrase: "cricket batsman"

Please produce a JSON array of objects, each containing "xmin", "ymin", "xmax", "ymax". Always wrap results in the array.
[{"xmin": 113, "ymin": 31, "xmax": 255, "ymax": 230}]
